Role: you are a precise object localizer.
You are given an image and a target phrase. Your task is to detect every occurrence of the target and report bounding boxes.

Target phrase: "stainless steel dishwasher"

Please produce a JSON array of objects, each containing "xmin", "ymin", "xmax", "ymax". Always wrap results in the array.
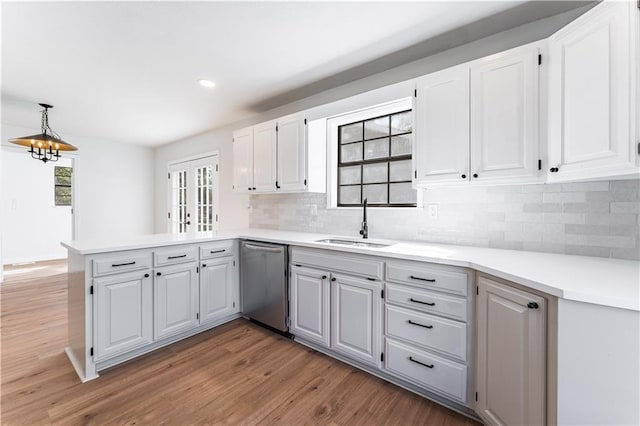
[{"xmin": 240, "ymin": 240, "xmax": 288, "ymax": 332}]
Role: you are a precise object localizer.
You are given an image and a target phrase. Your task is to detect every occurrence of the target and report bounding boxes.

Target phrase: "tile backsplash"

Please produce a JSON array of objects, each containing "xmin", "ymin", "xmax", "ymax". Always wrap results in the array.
[{"xmin": 249, "ymin": 180, "xmax": 640, "ymax": 260}]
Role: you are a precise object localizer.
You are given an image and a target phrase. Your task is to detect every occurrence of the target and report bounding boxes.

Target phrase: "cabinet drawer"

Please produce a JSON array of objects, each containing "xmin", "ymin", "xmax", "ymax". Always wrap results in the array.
[
  {"xmin": 154, "ymin": 245, "xmax": 198, "ymax": 267},
  {"xmin": 385, "ymin": 305, "xmax": 467, "ymax": 362},
  {"xmin": 385, "ymin": 338, "xmax": 467, "ymax": 403},
  {"xmin": 200, "ymin": 240, "xmax": 234, "ymax": 260},
  {"xmin": 92, "ymin": 251, "xmax": 152, "ymax": 277},
  {"xmin": 386, "ymin": 261, "xmax": 468, "ymax": 296},
  {"xmin": 291, "ymin": 248, "xmax": 383, "ymax": 280},
  {"xmin": 385, "ymin": 283, "xmax": 467, "ymax": 322}
]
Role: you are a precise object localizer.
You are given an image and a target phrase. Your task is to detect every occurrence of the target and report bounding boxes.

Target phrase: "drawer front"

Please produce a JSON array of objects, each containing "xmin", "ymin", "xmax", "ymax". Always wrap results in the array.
[
  {"xmin": 200, "ymin": 240, "xmax": 234, "ymax": 260},
  {"xmin": 386, "ymin": 261, "xmax": 468, "ymax": 296},
  {"xmin": 93, "ymin": 252, "xmax": 152, "ymax": 277},
  {"xmin": 154, "ymin": 245, "xmax": 198, "ymax": 267},
  {"xmin": 385, "ymin": 305, "xmax": 467, "ymax": 361},
  {"xmin": 385, "ymin": 338, "xmax": 467, "ymax": 403},
  {"xmin": 385, "ymin": 283, "xmax": 467, "ymax": 322},
  {"xmin": 291, "ymin": 248, "xmax": 383, "ymax": 280}
]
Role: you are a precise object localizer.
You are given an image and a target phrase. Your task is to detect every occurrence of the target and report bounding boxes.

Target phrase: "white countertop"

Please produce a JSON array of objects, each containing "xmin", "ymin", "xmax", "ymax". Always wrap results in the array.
[{"xmin": 62, "ymin": 228, "xmax": 640, "ymax": 311}]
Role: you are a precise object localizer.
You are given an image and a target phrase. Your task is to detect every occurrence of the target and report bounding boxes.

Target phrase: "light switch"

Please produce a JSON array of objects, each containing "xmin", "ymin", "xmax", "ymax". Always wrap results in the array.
[{"xmin": 428, "ymin": 204, "xmax": 438, "ymax": 218}]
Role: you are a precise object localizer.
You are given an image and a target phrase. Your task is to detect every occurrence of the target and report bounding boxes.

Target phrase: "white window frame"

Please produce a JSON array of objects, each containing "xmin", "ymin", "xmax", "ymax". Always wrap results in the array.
[
  {"xmin": 325, "ymin": 98, "xmax": 422, "ymax": 209},
  {"xmin": 166, "ymin": 151, "xmax": 220, "ymax": 233}
]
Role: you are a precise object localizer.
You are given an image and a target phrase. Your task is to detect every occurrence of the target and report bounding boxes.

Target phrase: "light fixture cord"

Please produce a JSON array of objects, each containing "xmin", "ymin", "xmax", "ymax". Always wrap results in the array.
[{"xmin": 40, "ymin": 106, "xmax": 61, "ymax": 139}]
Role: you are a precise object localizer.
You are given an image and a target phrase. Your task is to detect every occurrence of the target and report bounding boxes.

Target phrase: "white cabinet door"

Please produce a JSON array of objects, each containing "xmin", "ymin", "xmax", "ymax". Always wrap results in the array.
[
  {"xmin": 290, "ymin": 265, "xmax": 330, "ymax": 347},
  {"xmin": 154, "ymin": 263, "xmax": 199, "ymax": 340},
  {"xmin": 548, "ymin": 1, "xmax": 638, "ymax": 181},
  {"xmin": 253, "ymin": 120, "xmax": 278, "ymax": 193},
  {"xmin": 415, "ymin": 65, "xmax": 470, "ymax": 185},
  {"xmin": 277, "ymin": 113, "xmax": 307, "ymax": 192},
  {"xmin": 199, "ymin": 257, "xmax": 238, "ymax": 325},
  {"xmin": 476, "ymin": 276, "xmax": 546, "ymax": 426},
  {"xmin": 331, "ymin": 274, "xmax": 381, "ymax": 367},
  {"xmin": 470, "ymin": 45, "xmax": 540, "ymax": 183},
  {"xmin": 94, "ymin": 270, "xmax": 153, "ymax": 361},
  {"xmin": 232, "ymin": 127, "xmax": 254, "ymax": 192}
]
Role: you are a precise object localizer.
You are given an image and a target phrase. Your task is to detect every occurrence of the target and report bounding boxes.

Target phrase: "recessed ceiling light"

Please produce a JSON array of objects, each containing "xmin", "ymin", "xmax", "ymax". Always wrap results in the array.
[{"xmin": 198, "ymin": 79, "xmax": 216, "ymax": 88}]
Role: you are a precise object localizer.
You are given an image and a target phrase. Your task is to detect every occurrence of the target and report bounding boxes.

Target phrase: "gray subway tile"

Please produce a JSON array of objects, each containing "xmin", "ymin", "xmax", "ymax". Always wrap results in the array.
[
  {"xmin": 586, "ymin": 213, "xmax": 637, "ymax": 225},
  {"xmin": 543, "ymin": 192, "xmax": 586, "ymax": 203},
  {"xmin": 543, "ymin": 213, "xmax": 585, "ymax": 224},
  {"xmin": 565, "ymin": 224, "xmax": 610, "ymax": 236},
  {"xmin": 611, "ymin": 202, "xmax": 640, "ymax": 214},
  {"xmin": 523, "ymin": 183, "xmax": 562, "ymax": 193},
  {"xmin": 562, "ymin": 182, "xmax": 610, "ymax": 192},
  {"xmin": 564, "ymin": 245, "xmax": 611, "ymax": 258}
]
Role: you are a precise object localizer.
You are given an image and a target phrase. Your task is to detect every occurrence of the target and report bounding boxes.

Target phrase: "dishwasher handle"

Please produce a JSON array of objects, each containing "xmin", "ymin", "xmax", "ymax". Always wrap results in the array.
[{"xmin": 243, "ymin": 243, "xmax": 283, "ymax": 253}]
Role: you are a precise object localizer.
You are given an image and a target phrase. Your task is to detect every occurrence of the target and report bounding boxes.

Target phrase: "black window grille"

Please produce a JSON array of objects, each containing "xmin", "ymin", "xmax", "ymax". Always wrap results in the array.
[{"xmin": 337, "ymin": 109, "xmax": 416, "ymax": 207}]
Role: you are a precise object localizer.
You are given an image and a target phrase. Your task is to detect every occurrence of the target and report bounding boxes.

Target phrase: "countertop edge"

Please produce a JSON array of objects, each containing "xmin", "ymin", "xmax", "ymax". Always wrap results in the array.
[{"xmin": 61, "ymin": 230, "xmax": 640, "ymax": 312}]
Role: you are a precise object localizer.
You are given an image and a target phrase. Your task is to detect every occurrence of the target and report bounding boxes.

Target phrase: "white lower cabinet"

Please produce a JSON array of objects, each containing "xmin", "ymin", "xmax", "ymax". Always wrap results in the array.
[
  {"xmin": 330, "ymin": 274, "xmax": 382, "ymax": 367},
  {"xmin": 290, "ymin": 265, "xmax": 330, "ymax": 347},
  {"xmin": 199, "ymin": 257, "xmax": 238, "ymax": 325},
  {"xmin": 154, "ymin": 262, "xmax": 199, "ymax": 340},
  {"xmin": 94, "ymin": 270, "xmax": 153, "ymax": 361},
  {"xmin": 385, "ymin": 338, "xmax": 468, "ymax": 403},
  {"xmin": 476, "ymin": 275, "xmax": 546, "ymax": 426}
]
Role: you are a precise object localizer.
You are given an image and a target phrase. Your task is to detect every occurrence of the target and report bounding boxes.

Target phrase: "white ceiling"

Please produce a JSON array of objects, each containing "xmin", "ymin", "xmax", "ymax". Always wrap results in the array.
[{"xmin": 1, "ymin": 1, "xmax": 533, "ymax": 147}]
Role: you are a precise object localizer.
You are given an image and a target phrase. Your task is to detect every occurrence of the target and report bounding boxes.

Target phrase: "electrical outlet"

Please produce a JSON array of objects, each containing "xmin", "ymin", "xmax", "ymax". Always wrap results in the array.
[{"xmin": 428, "ymin": 204, "xmax": 438, "ymax": 218}]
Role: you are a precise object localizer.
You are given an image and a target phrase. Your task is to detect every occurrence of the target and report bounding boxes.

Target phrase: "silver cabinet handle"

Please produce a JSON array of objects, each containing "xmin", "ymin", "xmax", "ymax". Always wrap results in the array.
[{"xmin": 244, "ymin": 244, "xmax": 282, "ymax": 253}]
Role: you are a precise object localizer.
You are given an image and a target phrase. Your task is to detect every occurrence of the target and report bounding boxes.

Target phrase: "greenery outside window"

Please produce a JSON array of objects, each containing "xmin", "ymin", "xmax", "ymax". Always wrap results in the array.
[
  {"xmin": 337, "ymin": 109, "xmax": 416, "ymax": 207},
  {"xmin": 54, "ymin": 166, "xmax": 72, "ymax": 206}
]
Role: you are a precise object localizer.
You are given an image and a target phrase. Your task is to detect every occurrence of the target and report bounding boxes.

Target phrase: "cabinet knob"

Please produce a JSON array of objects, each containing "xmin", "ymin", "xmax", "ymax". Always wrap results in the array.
[
  {"xmin": 331, "ymin": 277, "xmax": 336, "ymax": 282},
  {"xmin": 202, "ymin": 264, "xmax": 207, "ymax": 268},
  {"xmin": 461, "ymin": 174, "xmax": 466, "ymax": 179},
  {"xmin": 253, "ymin": 187, "xmax": 256, "ymax": 190},
  {"xmin": 527, "ymin": 302, "xmax": 539, "ymax": 309},
  {"xmin": 247, "ymin": 187, "xmax": 252, "ymax": 191},
  {"xmin": 144, "ymin": 273, "xmax": 150, "ymax": 278},
  {"xmin": 321, "ymin": 275, "xmax": 327, "ymax": 280},
  {"xmin": 472, "ymin": 173, "xmax": 478, "ymax": 178},
  {"xmin": 156, "ymin": 272, "xmax": 162, "ymax": 276},
  {"xmin": 550, "ymin": 167, "xmax": 559, "ymax": 173}
]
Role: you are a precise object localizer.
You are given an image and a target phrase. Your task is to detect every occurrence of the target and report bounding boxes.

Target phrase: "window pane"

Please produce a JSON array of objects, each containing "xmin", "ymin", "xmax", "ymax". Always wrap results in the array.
[
  {"xmin": 389, "ymin": 182, "xmax": 416, "ymax": 204},
  {"xmin": 391, "ymin": 111, "xmax": 412, "ymax": 134},
  {"xmin": 340, "ymin": 142, "xmax": 363, "ymax": 163},
  {"xmin": 389, "ymin": 159, "xmax": 412, "ymax": 182},
  {"xmin": 339, "ymin": 186, "xmax": 361, "ymax": 205},
  {"xmin": 55, "ymin": 186, "xmax": 71, "ymax": 197},
  {"xmin": 363, "ymin": 163, "xmax": 388, "ymax": 184},
  {"xmin": 364, "ymin": 116, "xmax": 389, "ymax": 140},
  {"xmin": 391, "ymin": 135, "xmax": 412, "ymax": 157},
  {"xmin": 363, "ymin": 184, "xmax": 387, "ymax": 204},
  {"xmin": 340, "ymin": 123, "xmax": 363, "ymax": 143},
  {"xmin": 339, "ymin": 165, "xmax": 361, "ymax": 185},
  {"xmin": 364, "ymin": 138, "xmax": 389, "ymax": 160}
]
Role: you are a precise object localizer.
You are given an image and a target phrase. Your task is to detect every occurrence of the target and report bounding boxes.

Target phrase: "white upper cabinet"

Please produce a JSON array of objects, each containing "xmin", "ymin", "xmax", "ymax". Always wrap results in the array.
[
  {"xmin": 415, "ymin": 65, "xmax": 470, "ymax": 185},
  {"xmin": 232, "ymin": 127, "xmax": 254, "ymax": 193},
  {"xmin": 547, "ymin": 0, "xmax": 639, "ymax": 181},
  {"xmin": 277, "ymin": 113, "xmax": 307, "ymax": 192},
  {"xmin": 414, "ymin": 43, "xmax": 541, "ymax": 187},
  {"xmin": 470, "ymin": 45, "xmax": 540, "ymax": 183},
  {"xmin": 252, "ymin": 120, "xmax": 278, "ymax": 192},
  {"xmin": 232, "ymin": 113, "xmax": 316, "ymax": 194}
]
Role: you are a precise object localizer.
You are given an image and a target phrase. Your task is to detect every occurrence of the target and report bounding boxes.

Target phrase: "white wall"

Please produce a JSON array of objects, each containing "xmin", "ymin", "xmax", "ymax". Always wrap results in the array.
[
  {"xmin": 1, "ymin": 124, "xmax": 155, "ymax": 252},
  {"xmin": 1, "ymin": 149, "xmax": 72, "ymax": 263},
  {"xmin": 154, "ymin": 124, "xmax": 249, "ymax": 233}
]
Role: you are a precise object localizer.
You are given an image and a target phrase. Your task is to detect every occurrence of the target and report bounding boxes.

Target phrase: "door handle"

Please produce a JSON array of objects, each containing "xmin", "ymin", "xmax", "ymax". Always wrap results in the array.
[
  {"xmin": 244, "ymin": 243, "xmax": 282, "ymax": 253},
  {"xmin": 167, "ymin": 254, "xmax": 187, "ymax": 259},
  {"xmin": 409, "ymin": 298, "xmax": 435, "ymax": 306},
  {"xmin": 408, "ymin": 356, "xmax": 434, "ymax": 369},
  {"xmin": 407, "ymin": 320, "xmax": 433, "ymax": 329},
  {"xmin": 409, "ymin": 275, "xmax": 435, "ymax": 283},
  {"xmin": 527, "ymin": 302, "xmax": 539, "ymax": 309}
]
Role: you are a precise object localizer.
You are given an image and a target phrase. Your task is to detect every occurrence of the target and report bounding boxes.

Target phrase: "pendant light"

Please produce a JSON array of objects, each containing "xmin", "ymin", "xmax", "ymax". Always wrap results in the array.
[{"xmin": 9, "ymin": 103, "xmax": 77, "ymax": 163}]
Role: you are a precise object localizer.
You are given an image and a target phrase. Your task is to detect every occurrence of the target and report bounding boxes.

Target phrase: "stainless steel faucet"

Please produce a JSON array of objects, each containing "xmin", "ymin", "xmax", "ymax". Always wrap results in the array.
[{"xmin": 359, "ymin": 198, "xmax": 368, "ymax": 239}]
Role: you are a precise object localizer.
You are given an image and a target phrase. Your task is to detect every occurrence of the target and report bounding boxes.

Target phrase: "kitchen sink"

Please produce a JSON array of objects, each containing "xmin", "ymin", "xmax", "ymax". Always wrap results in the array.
[{"xmin": 315, "ymin": 238, "xmax": 393, "ymax": 248}]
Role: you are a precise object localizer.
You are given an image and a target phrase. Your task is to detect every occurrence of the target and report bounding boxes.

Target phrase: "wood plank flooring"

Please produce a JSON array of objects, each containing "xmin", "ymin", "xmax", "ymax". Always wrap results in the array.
[{"xmin": 1, "ymin": 260, "xmax": 479, "ymax": 425}]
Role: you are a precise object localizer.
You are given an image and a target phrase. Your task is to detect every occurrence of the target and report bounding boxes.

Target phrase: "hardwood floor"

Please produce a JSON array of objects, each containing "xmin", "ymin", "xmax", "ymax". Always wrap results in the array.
[{"xmin": 1, "ymin": 260, "xmax": 479, "ymax": 425}]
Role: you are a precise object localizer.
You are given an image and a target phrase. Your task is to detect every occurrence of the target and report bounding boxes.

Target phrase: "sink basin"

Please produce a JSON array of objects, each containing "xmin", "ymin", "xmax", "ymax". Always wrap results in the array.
[{"xmin": 315, "ymin": 238, "xmax": 393, "ymax": 248}]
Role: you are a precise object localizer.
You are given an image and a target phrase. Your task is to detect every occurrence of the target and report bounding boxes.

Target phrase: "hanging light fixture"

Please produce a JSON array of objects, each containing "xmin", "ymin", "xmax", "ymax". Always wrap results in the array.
[{"xmin": 9, "ymin": 103, "xmax": 77, "ymax": 163}]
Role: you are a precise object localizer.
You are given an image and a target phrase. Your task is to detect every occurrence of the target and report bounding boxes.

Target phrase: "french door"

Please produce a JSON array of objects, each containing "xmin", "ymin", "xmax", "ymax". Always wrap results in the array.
[{"xmin": 168, "ymin": 155, "xmax": 219, "ymax": 233}]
